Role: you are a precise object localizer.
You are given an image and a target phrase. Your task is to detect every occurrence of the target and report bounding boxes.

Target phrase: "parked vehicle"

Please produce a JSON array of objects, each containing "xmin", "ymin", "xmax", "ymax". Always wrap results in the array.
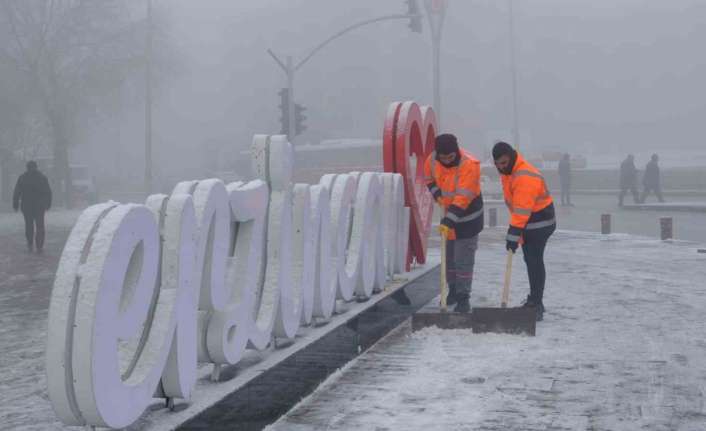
[
  {"xmin": 69, "ymin": 165, "xmax": 97, "ymax": 203},
  {"xmin": 34, "ymin": 158, "xmax": 97, "ymax": 205}
]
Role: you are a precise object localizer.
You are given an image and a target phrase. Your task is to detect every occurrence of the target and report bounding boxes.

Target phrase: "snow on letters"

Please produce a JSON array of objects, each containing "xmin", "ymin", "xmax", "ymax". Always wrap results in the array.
[{"xmin": 45, "ymin": 134, "xmax": 411, "ymax": 429}]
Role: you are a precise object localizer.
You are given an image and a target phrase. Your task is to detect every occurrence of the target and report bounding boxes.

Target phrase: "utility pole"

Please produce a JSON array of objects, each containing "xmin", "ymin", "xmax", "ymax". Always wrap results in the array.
[
  {"xmin": 508, "ymin": 0, "xmax": 521, "ymax": 149},
  {"xmin": 424, "ymin": 0, "xmax": 447, "ymax": 129},
  {"xmin": 144, "ymin": 0, "xmax": 153, "ymax": 193}
]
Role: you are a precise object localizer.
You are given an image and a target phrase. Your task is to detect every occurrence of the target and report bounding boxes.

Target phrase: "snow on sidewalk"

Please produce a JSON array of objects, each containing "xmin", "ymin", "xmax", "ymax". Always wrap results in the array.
[
  {"xmin": 622, "ymin": 202, "xmax": 706, "ymax": 213},
  {"xmin": 269, "ymin": 229, "xmax": 706, "ymax": 431}
]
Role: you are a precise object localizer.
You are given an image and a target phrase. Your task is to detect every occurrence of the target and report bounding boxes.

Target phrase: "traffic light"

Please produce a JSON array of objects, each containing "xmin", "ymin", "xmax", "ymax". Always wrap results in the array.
[
  {"xmin": 294, "ymin": 103, "xmax": 307, "ymax": 136},
  {"xmin": 406, "ymin": 0, "xmax": 422, "ymax": 33},
  {"xmin": 278, "ymin": 87, "xmax": 290, "ymax": 135}
]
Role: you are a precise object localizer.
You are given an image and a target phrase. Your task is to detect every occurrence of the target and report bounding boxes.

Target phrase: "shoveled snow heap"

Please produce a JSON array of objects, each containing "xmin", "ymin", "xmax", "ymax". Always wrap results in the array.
[{"xmin": 269, "ymin": 229, "xmax": 706, "ymax": 431}]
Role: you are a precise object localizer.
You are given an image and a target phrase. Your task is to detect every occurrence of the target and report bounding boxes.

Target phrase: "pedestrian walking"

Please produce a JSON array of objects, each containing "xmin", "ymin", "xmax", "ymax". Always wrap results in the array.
[
  {"xmin": 618, "ymin": 154, "xmax": 639, "ymax": 206},
  {"xmin": 12, "ymin": 161, "xmax": 52, "ymax": 253},
  {"xmin": 558, "ymin": 153, "xmax": 573, "ymax": 206},
  {"xmin": 640, "ymin": 153, "xmax": 664, "ymax": 203}
]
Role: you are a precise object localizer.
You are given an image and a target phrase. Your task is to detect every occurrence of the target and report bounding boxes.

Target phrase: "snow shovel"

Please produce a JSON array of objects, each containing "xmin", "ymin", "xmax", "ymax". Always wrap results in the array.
[
  {"xmin": 439, "ymin": 228, "xmax": 449, "ymax": 312},
  {"xmin": 411, "ymin": 226, "xmax": 476, "ymax": 331},
  {"xmin": 470, "ymin": 249, "xmax": 536, "ymax": 335},
  {"xmin": 411, "ymin": 236, "xmax": 535, "ymax": 335}
]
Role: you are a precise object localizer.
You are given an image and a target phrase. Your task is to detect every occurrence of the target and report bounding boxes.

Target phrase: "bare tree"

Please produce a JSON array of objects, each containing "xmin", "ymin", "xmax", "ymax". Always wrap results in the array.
[
  {"xmin": 0, "ymin": 0, "xmax": 147, "ymax": 207},
  {"xmin": 0, "ymin": 57, "xmax": 31, "ymax": 203}
]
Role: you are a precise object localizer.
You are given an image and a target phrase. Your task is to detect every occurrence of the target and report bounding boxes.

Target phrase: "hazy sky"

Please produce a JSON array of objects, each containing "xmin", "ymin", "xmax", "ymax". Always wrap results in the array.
[{"xmin": 77, "ymin": 0, "xmax": 706, "ymax": 183}]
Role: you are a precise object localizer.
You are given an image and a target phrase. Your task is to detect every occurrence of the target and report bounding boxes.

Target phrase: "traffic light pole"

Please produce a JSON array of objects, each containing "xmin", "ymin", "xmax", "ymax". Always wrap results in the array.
[
  {"xmin": 286, "ymin": 56, "xmax": 295, "ymax": 142},
  {"xmin": 293, "ymin": 13, "xmax": 420, "ymax": 72},
  {"xmin": 268, "ymin": 51, "xmax": 297, "ymax": 141},
  {"xmin": 268, "ymin": 11, "xmax": 422, "ymax": 143}
]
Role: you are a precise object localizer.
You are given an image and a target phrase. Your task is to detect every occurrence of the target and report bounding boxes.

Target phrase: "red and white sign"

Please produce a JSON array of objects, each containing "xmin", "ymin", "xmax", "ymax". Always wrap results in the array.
[{"xmin": 383, "ymin": 101, "xmax": 437, "ymax": 271}]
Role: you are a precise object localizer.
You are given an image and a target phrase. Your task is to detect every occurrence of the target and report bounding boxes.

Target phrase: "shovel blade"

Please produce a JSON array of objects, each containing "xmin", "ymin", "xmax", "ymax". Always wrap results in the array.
[
  {"xmin": 411, "ymin": 297, "xmax": 537, "ymax": 336},
  {"xmin": 470, "ymin": 307, "xmax": 536, "ymax": 336}
]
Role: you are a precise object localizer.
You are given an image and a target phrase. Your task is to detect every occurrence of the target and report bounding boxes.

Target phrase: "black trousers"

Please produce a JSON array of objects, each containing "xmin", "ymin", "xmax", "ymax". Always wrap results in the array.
[
  {"xmin": 560, "ymin": 181, "xmax": 571, "ymax": 205},
  {"xmin": 640, "ymin": 185, "xmax": 664, "ymax": 203},
  {"xmin": 619, "ymin": 185, "xmax": 639, "ymax": 206},
  {"xmin": 23, "ymin": 210, "xmax": 45, "ymax": 250},
  {"xmin": 521, "ymin": 223, "xmax": 555, "ymax": 305}
]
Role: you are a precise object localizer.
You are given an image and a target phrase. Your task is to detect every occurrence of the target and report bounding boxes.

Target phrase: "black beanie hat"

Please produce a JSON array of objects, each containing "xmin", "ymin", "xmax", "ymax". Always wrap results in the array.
[
  {"xmin": 492, "ymin": 141, "xmax": 516, "ymax": 160},
  {"xmin": 435, "ymin": 134, "xmax": 459, "ymax": 155}
]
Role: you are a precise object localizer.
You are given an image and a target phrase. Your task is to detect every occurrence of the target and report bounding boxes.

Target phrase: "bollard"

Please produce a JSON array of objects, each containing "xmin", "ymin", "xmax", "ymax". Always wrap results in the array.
[
  {"xmin": 601, "ymin": 214, "xmax": 611, "ymax": 234},
  {"xmin": 660, "ymin": 217, "xmax": 673, "ymax": 240},
  {"xmin": 489, "ymin": 207, "xmax": 497, "ymax": 227}
]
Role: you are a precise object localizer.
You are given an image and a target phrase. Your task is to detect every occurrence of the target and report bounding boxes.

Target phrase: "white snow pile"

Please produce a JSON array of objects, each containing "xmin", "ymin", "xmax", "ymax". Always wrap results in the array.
[{"xmin": 270, "ymin": 229, "xmax": 706, "ymax": 431}]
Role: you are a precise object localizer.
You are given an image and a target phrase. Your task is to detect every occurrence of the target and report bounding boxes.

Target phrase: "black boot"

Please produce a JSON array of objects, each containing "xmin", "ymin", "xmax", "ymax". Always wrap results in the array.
[
  {"xmin": 521, "ymin": 295, "xmax": 537, "ymax": 308},
  {"xmin": 454, "ymin": 293, "xmax": 470, "ymax": 313},
  {"xmin": 522, "ymin": 296, "xmax": 543, "ymax": 321},
  {"xmin": 446, "ymin": 285, "xmax": 458, "ymax": 306}
]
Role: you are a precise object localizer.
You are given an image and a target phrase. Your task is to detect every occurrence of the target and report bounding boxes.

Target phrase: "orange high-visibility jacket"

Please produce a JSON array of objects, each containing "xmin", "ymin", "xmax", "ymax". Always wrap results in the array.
[
  {"xmin": 424, "ymin": 149, "xmax": 484, "ymax": 239},
  {"xmin": 501, "ymin": 152, "xmax": 556, "ymax": 243}
]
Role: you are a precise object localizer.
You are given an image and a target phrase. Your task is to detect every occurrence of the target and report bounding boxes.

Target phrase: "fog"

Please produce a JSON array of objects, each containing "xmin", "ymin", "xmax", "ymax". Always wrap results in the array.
[
  {"xmin": 2, "ymin": 0, "xmax": 706, "ymax": 202},
  {"xmin": 5, "ymin": 4, "xmax": 706, "ymax": 430}
]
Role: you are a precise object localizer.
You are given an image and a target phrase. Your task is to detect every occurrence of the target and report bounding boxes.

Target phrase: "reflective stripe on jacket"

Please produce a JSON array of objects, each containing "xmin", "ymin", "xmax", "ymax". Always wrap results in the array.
[
  {"xmin": 500, "ymin": 153, "xmax": 555, "ymax": 242},
  {"xmin": 424, "ymin": 149, "xmax": 484, "ymax": 239}
]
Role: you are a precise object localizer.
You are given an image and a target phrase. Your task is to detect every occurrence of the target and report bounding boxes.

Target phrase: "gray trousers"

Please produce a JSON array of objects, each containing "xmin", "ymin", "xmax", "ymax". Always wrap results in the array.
[{"xmin": 446, "ymin": 235, "xmax": 478, "ymax": 295}]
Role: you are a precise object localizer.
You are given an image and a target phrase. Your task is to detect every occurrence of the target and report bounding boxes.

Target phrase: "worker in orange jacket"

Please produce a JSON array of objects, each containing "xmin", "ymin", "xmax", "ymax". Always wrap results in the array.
[
  {"xmin": 424, "ymin": 134, "xmax": 484, "ymax": 312},
  {"xmin": 492, "ymin": 141, "xmax": 556, "ymax": 321}
]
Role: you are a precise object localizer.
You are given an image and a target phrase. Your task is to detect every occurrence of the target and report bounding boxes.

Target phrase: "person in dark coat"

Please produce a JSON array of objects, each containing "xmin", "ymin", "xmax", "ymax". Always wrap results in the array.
[
  {"xmin": 558, "ymin": 153, "xmax": 573, "ymax": 206},
  {"xmin": 640, "ymin": 153, "xmax": 664, "ymax": 203},
  {"xmin": 13, "ymin": 161, "xmax": 52, "ymax": 253},
  {"xmin": 618, "ymin": 154, "xmax": 639, "ymax": 206}
]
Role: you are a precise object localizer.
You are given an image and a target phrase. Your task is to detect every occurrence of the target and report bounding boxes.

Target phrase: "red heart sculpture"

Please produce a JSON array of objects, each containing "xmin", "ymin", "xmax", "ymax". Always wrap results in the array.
[{"xmin": 383, "ymin": 101, "xmax": 437, "ymax": 271}]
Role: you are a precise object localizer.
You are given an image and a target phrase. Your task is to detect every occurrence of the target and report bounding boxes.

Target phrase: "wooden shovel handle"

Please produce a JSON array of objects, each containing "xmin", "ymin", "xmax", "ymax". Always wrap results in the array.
[
  {"xmin": 440, "ymin": 230, "xmax": 448, "ymax": 311},
  {"xmin": 501, "ymin": 249, "xmax": 513, "ymax": 308}
]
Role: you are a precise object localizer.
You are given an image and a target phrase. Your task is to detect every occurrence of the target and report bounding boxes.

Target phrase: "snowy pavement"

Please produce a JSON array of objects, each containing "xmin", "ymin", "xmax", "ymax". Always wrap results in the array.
[
  {"xmin": 622, "ymin": 202, "xmax": 706, "ymax": 213},
  {"xmin": 0, "ymin": 210, "xmax": 79, "ymax": 430},
  {"xmin": 269, "ymin": 229, "xmax": 706, "ymax": 431},
  {"xmin": 0, "ymin": 206, "xmax": 441, "ymax": 431},
  {"xmin": 489, "ymin": 194, "xmax": 706, "ymax": 243},
  {"xmin": 2, "ymin": 211, "xmax": 706, "ymax": 430}
]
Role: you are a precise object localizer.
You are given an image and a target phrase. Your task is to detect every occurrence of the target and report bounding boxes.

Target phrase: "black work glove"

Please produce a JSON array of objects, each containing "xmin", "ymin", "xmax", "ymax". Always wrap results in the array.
[
  {"xmin": 427, "ymin": 182, "xmax": 442, "ymax": 202},
  {"xmin": 440, "ymin": 215, "xmax": 456, "ymax": 231},
  {"xmin": 506, "ymin": 225, "xmax": 522, "ymax": 253}
]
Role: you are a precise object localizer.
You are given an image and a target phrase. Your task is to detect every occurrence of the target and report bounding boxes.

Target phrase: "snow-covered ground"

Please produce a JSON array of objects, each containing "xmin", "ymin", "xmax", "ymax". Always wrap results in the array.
[
  {"xmin": 622, "ymin": 202, "xmax": 706, "ymax": 213},
  {"xmin": 2, "ymin": 216, "xmax": 706, "ymax": 430},
  {"xmin": 0, "ymin": 209, "xmax": 81, "ymax": 233},
  {"xmin": 0, "ymin": 209, "xmax": 79, "ymax": 430},
  {"xmin": 0, "ymin": 205, "xmax": 440, "ymax": 431},
  {"xmin": 579, "ymin": 150, "xmax": 706, "ymax": 170},
  {"xmin": 269, "ymin": 229, "xmax": 706, "ymax": 431}
]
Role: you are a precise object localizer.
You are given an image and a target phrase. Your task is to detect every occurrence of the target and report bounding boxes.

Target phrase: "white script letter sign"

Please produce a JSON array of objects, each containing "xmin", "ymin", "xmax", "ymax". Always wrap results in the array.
[{"xmin": 46, "ymin": 134, "xmax": 412, "ymax": 428}]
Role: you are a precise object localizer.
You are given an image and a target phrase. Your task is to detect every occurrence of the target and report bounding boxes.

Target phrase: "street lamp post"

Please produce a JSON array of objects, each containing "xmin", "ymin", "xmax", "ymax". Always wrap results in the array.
[
  {"xmin": 424, "ymin": 0, "xmax": 447, "ymax": 129},
  {"xmin": 145, "ymin": 0, "xmax": 153, "ymax": 193},
  {"xmin": 508, "ymin": 0, "xmax": 521, "ymax": 149}
]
